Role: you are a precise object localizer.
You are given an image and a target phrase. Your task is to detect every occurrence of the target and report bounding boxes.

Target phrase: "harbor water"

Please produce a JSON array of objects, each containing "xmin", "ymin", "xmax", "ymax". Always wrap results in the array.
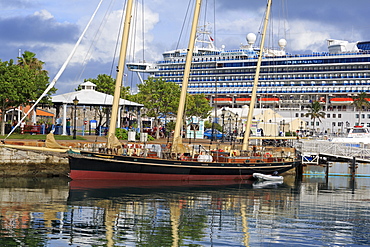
[{"xmin": 0, "ymin": 175, "xmax": 369, "ymax": 246}]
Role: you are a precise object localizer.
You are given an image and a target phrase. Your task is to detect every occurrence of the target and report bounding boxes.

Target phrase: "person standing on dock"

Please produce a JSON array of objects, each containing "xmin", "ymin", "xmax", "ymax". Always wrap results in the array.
[{"xmin": 66, "ymin": 118, "xmax": 71, "ymax": 136}]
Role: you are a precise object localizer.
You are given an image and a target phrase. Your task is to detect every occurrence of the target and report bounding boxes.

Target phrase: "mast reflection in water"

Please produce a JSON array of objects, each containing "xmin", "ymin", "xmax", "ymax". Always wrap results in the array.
[{"xmin": 0, "ymin": 176, "xmax": 369, "ymax": 246}]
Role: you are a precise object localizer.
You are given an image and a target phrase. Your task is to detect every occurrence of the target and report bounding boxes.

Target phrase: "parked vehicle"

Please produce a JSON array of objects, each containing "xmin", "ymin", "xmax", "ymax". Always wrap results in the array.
[{"xmin": 203, "ymin": 129, "xmax": 224, "ymax": 139}]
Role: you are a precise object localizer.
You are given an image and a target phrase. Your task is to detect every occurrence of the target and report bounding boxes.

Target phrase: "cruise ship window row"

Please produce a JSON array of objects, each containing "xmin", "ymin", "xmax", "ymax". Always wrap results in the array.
[
  {"xmin": 183, "ymin": 81, "xmax": 370, "ymax": 88},
  {"xmin": 221, "ymin": 57, "xmax": 370, "ymax": 68},
  {"xmin": 188, "ymin": 86, "xmax": 370, "ymax": 94},
  {"xmin": 158, "ymin": 53, "xmax": 370, "ymax": 65},
  {"xmin": 157, "ymin": 65, "xmax": 370, "ymax": 76},
  {"xmin": 156, "ymin": 72, "xmax": 370, "ymax": 82}
]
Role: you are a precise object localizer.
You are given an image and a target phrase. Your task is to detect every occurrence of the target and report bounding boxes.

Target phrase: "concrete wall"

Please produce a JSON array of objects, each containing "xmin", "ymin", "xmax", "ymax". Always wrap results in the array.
[{"xmin": 0, "ymin": 147, "xmax": 69, "ymax": 177}]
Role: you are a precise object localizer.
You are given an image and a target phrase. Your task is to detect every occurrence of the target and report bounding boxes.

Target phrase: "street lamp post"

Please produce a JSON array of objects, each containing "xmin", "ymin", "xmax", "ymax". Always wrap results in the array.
[
  {"xmin": 300, "ymin": 121, "xmax": 303, "ymax": 137},
  {"xmin": 72, "ymin": 96, "xmax": 79, "ymax": 139},
  {"xmin": 83, "ymin": 107, "xmax": 86, "ymax": 136},
  {"xmin": 234, "ymin": 113, "xmax": 239, "ymax": 143},
  {"xmin": 228, "ymin": 114, "xmax": 232, "ymax": 143},
  {"xmin": 209, "ymin": 116, "xmax": 214, "ymax": 144},
  {"xmin": 221, "ymin": 107, "xmax": 226, "ymax": 143}
]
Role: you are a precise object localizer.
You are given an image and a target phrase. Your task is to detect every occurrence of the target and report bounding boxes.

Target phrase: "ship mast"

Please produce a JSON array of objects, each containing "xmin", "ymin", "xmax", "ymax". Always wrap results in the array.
[
  {"xmin": 242, "ymin": 0, "xmax": 272, "ymax": 150},
  {"xmin": 172, "ymin": 0, "xmax": 202, "ymax": 152},
  {"xmin": 107, "ymin": 0, "xmax": 134, "ymax": 147}
]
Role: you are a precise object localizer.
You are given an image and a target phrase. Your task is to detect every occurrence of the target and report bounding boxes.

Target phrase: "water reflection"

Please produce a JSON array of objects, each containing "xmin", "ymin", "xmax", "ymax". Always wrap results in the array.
[{"xmin": 0, "ymin": 176, "xmax": 368, "ymax": 246}]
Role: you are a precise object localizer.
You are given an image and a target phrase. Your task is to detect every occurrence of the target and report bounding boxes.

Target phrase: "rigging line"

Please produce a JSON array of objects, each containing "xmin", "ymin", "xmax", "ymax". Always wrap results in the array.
[
  {"xmin": 129, "ymin": 0, "xmax": 138, "ymax": 64},
  {"xmin": 176, "ymin": 0, "xmax": 192, "ymax": 50},
  {"xmin": 4, "ymin": 0, "xmax": 104, "ymax": 140},
  {"xmin": 213, "ymin": 0, "xmax": 216, "ymax": 48},
  {"xmin": 76, "ymin": 0, "xmax": 117, "ymax": 84},
  {"xmin": 129, "ymin": 0, "xmax": 139, "ymax": 94},
  {"xmin": 202, "ymin": 0, "xmax": 208, "ymax": 48},
  {"xmin": 141, "ymin": 0, "xmax": 145, "ymax": 62},
  {"xmin": 109, "ymin": 0, "xmax": 127, "ymax": 77},
  {"xmin": 256, "ymin": 1, "xmax": 268, "ymax": 47}
]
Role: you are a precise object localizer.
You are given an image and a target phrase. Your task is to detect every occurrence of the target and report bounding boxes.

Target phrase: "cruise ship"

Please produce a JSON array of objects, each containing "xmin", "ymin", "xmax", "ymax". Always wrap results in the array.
[{"xmin": 127, "ymin": 29, "xmax": 370, "ymax": 135}]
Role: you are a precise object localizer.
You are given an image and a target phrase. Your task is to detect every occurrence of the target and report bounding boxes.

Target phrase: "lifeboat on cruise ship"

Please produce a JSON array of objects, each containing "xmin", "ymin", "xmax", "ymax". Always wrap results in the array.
[
  {"xmin": 214, "ymin": 98, "xmax": 233, "ymax": 104},
  {"xmin": 259, "ymin": 97, "xmax": 279, "ymax": 104},
  {"xmin": 235, "ymin": 98, "xmax": 251, "ymax": 104},
  {"xmin": 330, "ymin": 97, "xmax": 354, "ymax": 105}
]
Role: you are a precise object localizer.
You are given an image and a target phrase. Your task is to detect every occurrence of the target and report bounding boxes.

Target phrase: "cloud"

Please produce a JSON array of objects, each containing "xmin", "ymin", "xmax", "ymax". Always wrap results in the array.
[
  {"xmin": 0, "ymin": 0, "xmax": 37, "ymax": 9},
  {"xmin": 0, "ymin": 10, "xmax": 78, "ymax": 43},
  {"xmin": 2, "ymin": 0, "xmax": 370, "ymax": 95},
  {"xmin": 44, "ymin": 1, "xmax": 160, "ymax": 91}
]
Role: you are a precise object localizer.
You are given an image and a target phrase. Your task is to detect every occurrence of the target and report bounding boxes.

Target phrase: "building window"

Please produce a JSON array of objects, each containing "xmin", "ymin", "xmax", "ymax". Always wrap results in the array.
[
  {"xmin": 295, "ymin": 113, "xmax": 299, "ymax": 117},
  {"xmin": 333, "ymin": 114, "xmax": 336, "ymax": 118},
  {"xmin": 356, "ymin": 114, "xmax": 359, "ymax": 119},
  {"xmin": 338, "ymin": 114, "xmax": 342, "ymax": 118},
  {"xmin": 327, "ymin": 114, "xmax": 330, "ymax": 118}
]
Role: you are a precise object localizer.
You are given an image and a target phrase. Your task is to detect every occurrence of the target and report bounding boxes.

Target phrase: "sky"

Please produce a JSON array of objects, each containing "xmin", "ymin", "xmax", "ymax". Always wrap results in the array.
[{"xmin": 1, "ymin": 0, "xmax": 370, "ymax": 95}]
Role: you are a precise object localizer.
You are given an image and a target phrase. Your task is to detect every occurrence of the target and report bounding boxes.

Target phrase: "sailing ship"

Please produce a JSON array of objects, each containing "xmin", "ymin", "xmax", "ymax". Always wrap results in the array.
[{"xmin": 68, "ymin": 0, "xmax": 302, "ymax": 181}]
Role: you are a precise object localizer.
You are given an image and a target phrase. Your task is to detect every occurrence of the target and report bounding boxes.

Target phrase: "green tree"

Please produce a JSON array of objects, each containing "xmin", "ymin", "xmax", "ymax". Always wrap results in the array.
[
  {"xmin": 82, "ymin": 74, "xmax": 130, "ymax": 99},
  {"xmin": 0, "ymin": 54, "xmax": 52, "ymax": 134},
  {"xmin": 17, "ymin": 50, "xmax": 45, "ymax": 72},
  {"xmin": 185, "ymin": 94, "xmax": 212, "ymax": 119},
  {"xmin": 16, "ymin": 51, "xmax": 54, "ymax": 103},
  {"xmin": 352, "ymin": 92, "xmax": 370, "ymax": 125},
  {"xmin": 133, "ymin": 77, "xmax": 180, "ymax": 138},
  {"xmin": 204, "ymin": 120, "xmax": 221, "ymax": 131},
  {"xmin": 305, "ymin": 101, "xmax": 325, "ymax": 134},
  {"xmin": 185, "ymin": 93, "xmax": 212, "ymax": 138}
]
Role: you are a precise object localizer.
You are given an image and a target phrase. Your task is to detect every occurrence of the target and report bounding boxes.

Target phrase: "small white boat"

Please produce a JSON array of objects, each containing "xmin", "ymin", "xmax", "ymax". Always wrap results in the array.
[
  {"xmin": 331, "ymin": 126, "xmax": 370, "ymax": 144},
  {"xmin": 253, "ymin": 173, "xmax": 284, "ymax": 181},
  {"xmin": 253, "ymin": 180, "xmax": 283, "ymax": 188}
]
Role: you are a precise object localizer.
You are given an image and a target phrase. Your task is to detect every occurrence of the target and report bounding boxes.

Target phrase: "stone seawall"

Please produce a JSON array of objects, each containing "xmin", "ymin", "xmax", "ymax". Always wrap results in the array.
[{"xmin": 0, "ymin": 147, "xmax": 69, "ymax": 177}]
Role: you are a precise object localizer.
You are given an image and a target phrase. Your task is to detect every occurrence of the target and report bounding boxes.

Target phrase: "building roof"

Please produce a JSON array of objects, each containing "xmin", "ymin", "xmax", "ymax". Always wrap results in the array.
[
  {"xmin": 51, "ymin": 81, "xmax": 143, "ymax": 107},
  {"xmin": 22, "ymin": 106, "xmax": 54, "ymax": 117}
]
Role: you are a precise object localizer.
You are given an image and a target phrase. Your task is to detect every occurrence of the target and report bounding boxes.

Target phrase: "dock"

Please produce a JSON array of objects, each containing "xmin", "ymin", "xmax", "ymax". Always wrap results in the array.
[{"xmin": 297, "ymin": 140, "xmax": 370, "ymax": 177}]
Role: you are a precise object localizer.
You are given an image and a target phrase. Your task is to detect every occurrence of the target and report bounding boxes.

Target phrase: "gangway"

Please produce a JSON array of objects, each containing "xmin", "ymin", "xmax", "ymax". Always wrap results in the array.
[{"xmin": 295, "ymin": 140, "xmax": 370, "ymax": 164}]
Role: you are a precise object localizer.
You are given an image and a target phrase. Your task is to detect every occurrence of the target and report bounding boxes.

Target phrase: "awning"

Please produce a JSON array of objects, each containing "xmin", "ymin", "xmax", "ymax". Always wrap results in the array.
[
  {"xmin": 22, "ymin": 106, "xmax": 54, "ymax": 117},
  {"xmin": 214, "ymin": 98, "xmax": 233, "ymax": 104},
  {"xmin": 330, "ymin": 98, "xmax": 353, "ymax": 105},
  {"xmin": 235, "ymin": 98, "xmax": 251, "ymax": 104},
  {"xmin": 259, "ymin": 97, "xmax": 279, "ymax": 104}
]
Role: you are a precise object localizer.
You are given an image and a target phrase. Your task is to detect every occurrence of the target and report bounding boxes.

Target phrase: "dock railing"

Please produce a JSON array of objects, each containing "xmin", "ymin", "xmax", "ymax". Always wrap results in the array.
[{"xmin": 294, "ymin": 140, "xmax": 370, "ymax": 164}]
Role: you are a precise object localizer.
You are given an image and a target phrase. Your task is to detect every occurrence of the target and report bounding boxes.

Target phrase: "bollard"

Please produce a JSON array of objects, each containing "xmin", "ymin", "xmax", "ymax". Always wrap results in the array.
[
  {"xmin": 351, "ymin": 157, "xmax": 356, "ymax": 178},
  {"xmin": 325, "ymin": 162, "xmax": 330, "ymax": 184}
]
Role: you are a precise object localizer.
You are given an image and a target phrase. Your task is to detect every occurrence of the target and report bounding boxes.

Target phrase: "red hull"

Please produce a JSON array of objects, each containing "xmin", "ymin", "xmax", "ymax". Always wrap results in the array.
[
  {"xmin": 69, "ymin": 178, "xmax": 254, "ymax": 190},
  {"xmin": 70, "ymin": 170, "xmax": 253, "ymax": 181}
]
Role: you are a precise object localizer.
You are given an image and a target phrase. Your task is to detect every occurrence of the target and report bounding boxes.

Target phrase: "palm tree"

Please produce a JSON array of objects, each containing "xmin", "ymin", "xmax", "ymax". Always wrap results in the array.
[
  {"xmin": 17, "ymin": 51, "xmax": 45, "ymax": 71},
  {"xmin": 352, "ymin": 92, "xmax": 370, "ymax": 125},
  {"xmin": 305, "ymin": 101, "xmax": 326, "ymax": 134}
]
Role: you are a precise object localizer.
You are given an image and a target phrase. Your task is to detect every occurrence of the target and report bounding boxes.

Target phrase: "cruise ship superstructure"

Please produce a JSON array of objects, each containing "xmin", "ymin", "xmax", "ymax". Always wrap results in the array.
[{"xmin": 127, "ymin": 29, "xmax": 370, "ymax": 134}]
